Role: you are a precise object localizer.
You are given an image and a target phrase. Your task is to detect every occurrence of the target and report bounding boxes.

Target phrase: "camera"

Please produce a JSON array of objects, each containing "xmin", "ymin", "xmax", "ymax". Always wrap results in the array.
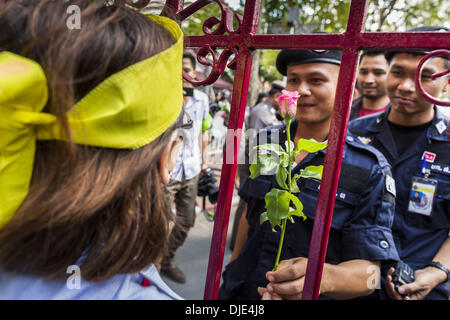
[
  {"xmin": 183, "ymin": 87, "xmax": 194, "ymax": 97},
  {"xmin": 392, "ymin": 261, "xmax": 415, "ymax": 290},
  {"xmin": 197, "ymin": 168, "xmax": 219, "ymax": 204}
]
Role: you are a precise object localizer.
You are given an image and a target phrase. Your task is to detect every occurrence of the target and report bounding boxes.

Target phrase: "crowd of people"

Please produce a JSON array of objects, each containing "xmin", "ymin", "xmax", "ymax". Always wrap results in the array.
[
  {"xmin": 223, "ymin": 38, "xmax": 449, "ymax": 301},
  {"xmin": 0, "ymin": 0, "xmax": 448, "ymax": 301}
]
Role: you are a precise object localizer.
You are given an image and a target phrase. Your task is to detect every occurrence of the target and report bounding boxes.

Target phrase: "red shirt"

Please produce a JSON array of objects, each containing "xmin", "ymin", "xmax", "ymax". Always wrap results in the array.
[{"xmin": 358, "ymin": 105, "xmax": 388, "ymax": 118}]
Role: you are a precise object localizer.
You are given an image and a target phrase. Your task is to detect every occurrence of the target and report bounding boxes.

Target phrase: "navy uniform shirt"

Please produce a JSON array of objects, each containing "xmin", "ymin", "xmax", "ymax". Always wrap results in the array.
[
  {"xmin": 348, "ymin": 106, "xmax": 450, "ymax": 299},
  {"xmin": 219, "ymin": 121, "xmax": 399, "ymax": 300}
]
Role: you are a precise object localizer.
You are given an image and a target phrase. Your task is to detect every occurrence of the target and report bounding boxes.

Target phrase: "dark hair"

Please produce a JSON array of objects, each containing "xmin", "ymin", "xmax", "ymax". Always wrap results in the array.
[
  {"xmin": 359, "ymin": 50, "xmax": 386, "ymax": 64},
  {"xmin": 0, "ymin": 0, "xmax": 177, "ymax": 282},
  {"xmin": 268, "ymin": 86, "xmax": 283, "ymax": 97},
  {"xmin": 183, "ymin": 51, "xmax": 197, "ymax": 69},
  {"xmin": 385, "ymin": 50, "xmax": 450, "ymax": 70},
  {"xmin": 255, "ymin": 92, "xmax": 268, "ymax": 104}
]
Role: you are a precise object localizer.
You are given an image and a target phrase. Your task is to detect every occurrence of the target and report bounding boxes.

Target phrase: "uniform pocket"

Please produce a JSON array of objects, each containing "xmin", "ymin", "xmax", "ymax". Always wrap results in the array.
[
  {"xmin": 301, "ymin": 179, "xmax": 360, "ymax": 230},
  {"xmin": 239, "ymin": 176, "xmax": 273, "ymax": 202}
]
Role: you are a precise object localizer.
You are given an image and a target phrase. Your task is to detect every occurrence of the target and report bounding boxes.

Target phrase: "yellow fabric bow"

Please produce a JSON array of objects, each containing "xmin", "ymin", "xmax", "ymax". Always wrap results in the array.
[{"xmin": 0, "ymin": 15, "xmax": 183, "ymax": 227}]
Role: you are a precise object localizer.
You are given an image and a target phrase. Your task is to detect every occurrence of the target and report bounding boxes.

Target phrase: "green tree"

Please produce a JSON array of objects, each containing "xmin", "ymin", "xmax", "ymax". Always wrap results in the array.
[
  {"xmin": 181, "ymin": 0, "xmax": 448, "ymax": 105},
  {"xmin": 181, "ymin": 2, "xmax": 242, "ymax": 90},
  {"xmin": 181, "ymin": 1, "xmax": 244, "ymax": 36},
  {"xmin": 259, "ymin": 50, "xmax": 282, "ymax": 83},
  {"xmin": 263, "ymin": 0, "xmax": 350, "ymax": 33},
  {"xmin": 365, "ymin": 0, "xmax": 449, "ymax": 31},
  {"xmin": 260, "ymin": 0, "xmax": 449, "ymax": 33}
]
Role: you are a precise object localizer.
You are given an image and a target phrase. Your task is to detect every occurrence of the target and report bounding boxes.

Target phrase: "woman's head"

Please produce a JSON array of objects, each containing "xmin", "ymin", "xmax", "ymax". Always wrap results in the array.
[
  {"xmin": 0, "ymin": 0, "xmax": 180, "ymax": 281},
  {"xmin": 1, "ymin": 0, "xmax": 175, "ymax": 113}
]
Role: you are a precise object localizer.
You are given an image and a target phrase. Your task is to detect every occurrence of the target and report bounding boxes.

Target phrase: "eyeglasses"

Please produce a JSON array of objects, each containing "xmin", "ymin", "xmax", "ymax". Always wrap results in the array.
[
  {"xmin": 172, "ymin": 106, "xmax": 193, "ymax": 130},
  {"xmin": 180, "ymin": 109, "xmax": 193, "ymax": 130},
  {"xmin": 163, "ymin": 107, "xmax": 193, "ymax": 175}
]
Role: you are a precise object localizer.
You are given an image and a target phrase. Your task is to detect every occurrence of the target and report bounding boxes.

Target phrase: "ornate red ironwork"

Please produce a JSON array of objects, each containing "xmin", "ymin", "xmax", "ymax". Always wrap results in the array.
[
  {"xmin": 153, "ymin": 0, "xmax": 450, "ymax": 300},
  {"xmin": 416, "ymin": 49, "xmax": 450, "ymax": 106}
]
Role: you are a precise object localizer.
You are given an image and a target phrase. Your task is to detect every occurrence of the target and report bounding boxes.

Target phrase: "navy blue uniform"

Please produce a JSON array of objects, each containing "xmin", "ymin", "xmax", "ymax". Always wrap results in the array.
[
  {"xmin": 219, "ymin": 121, "xmax": 399, "ymax": 300},
  {"xmin": 348, "ymin": 106, "xmax": 450, "ymax": 299}
]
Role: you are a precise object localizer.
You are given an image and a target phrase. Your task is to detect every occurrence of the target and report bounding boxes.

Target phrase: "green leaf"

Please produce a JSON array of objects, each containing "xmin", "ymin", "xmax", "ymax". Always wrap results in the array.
[
  {"xmin": 288, "ymin": 193, "xmax": 306, "ymax": 221},
  {"xmin": 256, "ymin": 143, "xmax": 286, "ymax": 156},
  {"xmin": 249, "ymin": 151, "xmax": 279, "ymax": 179},
  {"xmin": 279, "ymin": 152, "xmax": 290, "ymax": 168},
  {"xmin": 291, "ymin": 174, "xmax": 301, "ymax": 193},
  {"xmin": 285, "ymin": 140, "xmax": 295, "ymax": 152},
  {"xmin": 297, "ymin": 139, "xmax": 328, "ymax": 153},
  {"xmin": 263, "ymin": 188, "xmax": 291, "ymax": 228},
  {"xmin": 260, "ymin": 211, "xmax": 269, "ymax": 224},
  {"xmin": 258, "ymin": 152, "xmax": 279, "ymax": 174},
  {"xmin": 287, "ymin": 208, "xmax": 296, "ymax": 223},
  {"xmin": 299, "ymin": 165, "xmax": 324, "ymax": 180},
  {"xmin": 275, "ymin": 165, "xmax": 288, "ymax": 190},
  {"xmin": 290, "ymin": 181, "xmax": 300, "ymax": 193},
  {"xmin": 249, "ymin": 157, "xmax": 263, "ymax": 179}
]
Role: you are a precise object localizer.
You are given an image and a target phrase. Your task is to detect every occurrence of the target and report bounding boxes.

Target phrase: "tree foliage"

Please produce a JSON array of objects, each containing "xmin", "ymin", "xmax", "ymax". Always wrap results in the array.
[
  {"xmin": 366, "ymin": 0, "xmax": 449, "ymax": 31},
  {"xmin": 180, "ymin": 0, "xmax": 449, "ymax": 101},
  {"xmin": 263, "ymin": 0, "xmax": 350, "ymax": 33},
  {"xmin": 257, "ymin": 0, "xmax": 449, "ymax": 84},
  {"xmin": 260, "ymin": 0, "xmax": 449, "ymax": 33}
]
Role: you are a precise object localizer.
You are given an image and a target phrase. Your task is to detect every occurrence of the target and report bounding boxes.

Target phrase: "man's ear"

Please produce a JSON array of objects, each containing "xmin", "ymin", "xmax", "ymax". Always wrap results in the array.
[
  {"xmin": 442, "ymin": 78, "xmax": 449, "ymax": 93},
  {"xmin": 273, "ymin": 91, "xmax": 283, "ymax": 102},
  {"xmin": 159, "ymin": 144, "xmax": 171, "ymax": 185}
]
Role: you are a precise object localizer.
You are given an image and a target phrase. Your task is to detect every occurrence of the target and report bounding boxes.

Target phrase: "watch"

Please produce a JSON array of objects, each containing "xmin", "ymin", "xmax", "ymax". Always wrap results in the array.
[{"xmin": 426, "ymin": 261, "xmax": 450, "ymax": 282}]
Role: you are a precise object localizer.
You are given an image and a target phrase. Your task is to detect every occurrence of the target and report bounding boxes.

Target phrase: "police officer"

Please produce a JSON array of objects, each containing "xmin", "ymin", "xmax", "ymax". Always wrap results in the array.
[
  {"xmin": 219, "ymin": 49, "xmax": 400, "ymax": 300},
  {"xmin": 348, "ymin": 26, "xmax": 450, "ymax": 300},
  {"xmin": 248, "ymin": 81, "xmax": 284, "ymax": 130}
]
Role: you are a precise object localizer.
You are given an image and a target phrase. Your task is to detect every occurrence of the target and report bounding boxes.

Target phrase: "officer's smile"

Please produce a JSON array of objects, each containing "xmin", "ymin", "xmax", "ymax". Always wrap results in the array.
[
  {"xmin": 393, "ymin": 96, "xmax": 415, "ymax": 105},
  {"xmin": 297, "ymin": 103, "xmax": 315, "ymax": 108}
]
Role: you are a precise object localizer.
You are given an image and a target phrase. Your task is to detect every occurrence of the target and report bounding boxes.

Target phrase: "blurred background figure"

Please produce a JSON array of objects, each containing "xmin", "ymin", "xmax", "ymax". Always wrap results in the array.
[
  {"xmin": 160, "ymin": 50, "xmax": 211, "ymax": 284},
  {"xmin": 350, "ymin": 50, "xmax": 390, "ymax": 120}
]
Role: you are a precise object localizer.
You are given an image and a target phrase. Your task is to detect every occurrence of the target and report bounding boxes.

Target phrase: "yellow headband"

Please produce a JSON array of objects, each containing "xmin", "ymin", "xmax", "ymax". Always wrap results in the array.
[{"xmin": 0, "ymin": 15, "xmax": 183, "ymax": 226}]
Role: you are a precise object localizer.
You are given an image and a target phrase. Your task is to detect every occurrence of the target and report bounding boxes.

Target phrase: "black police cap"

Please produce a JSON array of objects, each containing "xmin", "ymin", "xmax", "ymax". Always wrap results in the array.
[
  {"xmin": 276, "ymin": 49, "xmax": 342, "ymax": 76},
  {"xmin": 384, "ymin": 26, "xmax": 449, "ymax": 62}
]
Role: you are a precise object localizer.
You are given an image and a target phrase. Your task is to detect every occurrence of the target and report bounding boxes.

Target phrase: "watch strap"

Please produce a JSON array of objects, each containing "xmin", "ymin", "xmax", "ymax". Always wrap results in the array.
[{"xmin": 426, "ymin": 261, "xmax": 450, "ymax": 282}]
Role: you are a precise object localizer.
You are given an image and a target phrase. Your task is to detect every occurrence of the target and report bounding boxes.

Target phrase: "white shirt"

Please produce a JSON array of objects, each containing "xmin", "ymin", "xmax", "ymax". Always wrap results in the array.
[{"xmin": 170, "ymin": 89, "xmax": 210, "ymax": 181}]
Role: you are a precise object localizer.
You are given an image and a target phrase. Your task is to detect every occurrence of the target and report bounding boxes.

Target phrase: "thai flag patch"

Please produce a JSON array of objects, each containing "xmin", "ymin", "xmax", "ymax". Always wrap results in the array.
[{"xmin": 422, "ymin": 151, "xmax": 436, "ymax": 163}]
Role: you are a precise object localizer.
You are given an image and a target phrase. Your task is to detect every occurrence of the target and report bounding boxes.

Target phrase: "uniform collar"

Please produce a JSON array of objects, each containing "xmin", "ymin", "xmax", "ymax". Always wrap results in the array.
[
  {"xmin": 184, "ymin": 88, "xmax": 204, "ymax": 106},
  {"xmin": 428, "ymin": 107, "xmax": 449, "ymax": 142},
  {"xmin": 367, "ymin": 105, "xmax": 449, "ymax": 142},
  {"xmin": 364, "ymin": 105, "xmax": 390, "ymax": 134},
  {"xmin": 279, "ymin": 120, "xmax": 327, "ymax": 155},
  {"xmin": 193, "ymin": 88, "xmax": 204, "ymax": 101}
]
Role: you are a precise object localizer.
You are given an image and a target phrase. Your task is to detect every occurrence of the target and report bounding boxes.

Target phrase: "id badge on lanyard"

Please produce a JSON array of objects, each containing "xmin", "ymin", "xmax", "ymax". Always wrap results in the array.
[{"xmin": 407, "ymin": 154, "xmax": 438, "ymax": 216}]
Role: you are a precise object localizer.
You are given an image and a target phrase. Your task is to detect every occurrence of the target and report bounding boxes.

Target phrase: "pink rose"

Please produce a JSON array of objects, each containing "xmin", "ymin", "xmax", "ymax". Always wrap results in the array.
[{"xmin": 277, "ymin": 90, "xmax": 301, "ymax": 118}]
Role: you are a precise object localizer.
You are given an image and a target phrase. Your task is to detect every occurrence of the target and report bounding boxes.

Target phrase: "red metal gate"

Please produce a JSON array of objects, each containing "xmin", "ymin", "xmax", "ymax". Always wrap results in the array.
[{"xmin": 128, "ymin": 0, "xmax": 449, "ymax": 300}]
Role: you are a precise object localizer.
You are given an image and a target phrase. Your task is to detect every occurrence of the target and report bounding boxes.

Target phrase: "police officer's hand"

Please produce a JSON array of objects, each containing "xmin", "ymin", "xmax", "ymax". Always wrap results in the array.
[
  {"xmin": 257, "ymin": 257, "xmax": 309, "ymax": 300},
  {"xmin": 386, "ymin": 266, "xmax": 445, "ymax": 300},
  {"xmin": 257, "ymin": 287, "xmax": 282, "ymax": 300}
]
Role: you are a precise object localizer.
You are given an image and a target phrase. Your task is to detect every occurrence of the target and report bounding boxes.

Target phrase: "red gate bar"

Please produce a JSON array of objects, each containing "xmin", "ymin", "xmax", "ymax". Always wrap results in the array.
[
  {"xmin": 201, "ymin": 0, "xmax": 261, "ymax": 300},
  {"xmin": 202, "ymin": 47, "xmax": 253, "ymax": 300},
  {"xmin": 156, "ymin": 0, "xmax": 450, "ymax": 300},
  {"xmin": 186, "ymin": 31, "xmax": 449, "ymax": 51},
  {"xmin": 301, "ymin": 0, "xmax": 367, "ymax": 300}
]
